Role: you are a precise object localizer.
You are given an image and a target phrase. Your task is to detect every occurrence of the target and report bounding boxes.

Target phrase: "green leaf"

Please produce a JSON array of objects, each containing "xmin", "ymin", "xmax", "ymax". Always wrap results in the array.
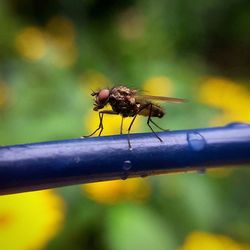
[{"xmin": 106, "ymin": 204, "xmax": 177, "ymax": 250}]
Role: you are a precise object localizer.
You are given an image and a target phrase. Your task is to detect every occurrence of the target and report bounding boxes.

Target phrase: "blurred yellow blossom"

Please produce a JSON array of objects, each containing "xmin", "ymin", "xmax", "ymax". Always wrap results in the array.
[
  {"xmin": 199, "ymin": 77, "xmax": 250, "ymax": 125},
  {"xmin": 83, "ymin": 178, "xmax": 151, "ymax": 204},
  {"xmin": 0, "ymin": 190, "xmax": 64, "ymax": 250},
  {"xmin": 15, "ymin": 16, "xmax": 77, "ymax": 67},
  {"xmin": 181, "ymin": 231, "xmax": 250, "ymax": 250},
  {"xmin": 143, "ymin": 76, "xmax": 172, "ymax": 96},
  {"xmin": 79, "ymin": 70, "xmax": 111, "ymax": 94},
  {"xmin": 46, "ymin": 16, "xmax": 77, "ymax": 68},
  {"xmin": 15, "ymin": 26, "xmax": 46, "ymax": 61}
]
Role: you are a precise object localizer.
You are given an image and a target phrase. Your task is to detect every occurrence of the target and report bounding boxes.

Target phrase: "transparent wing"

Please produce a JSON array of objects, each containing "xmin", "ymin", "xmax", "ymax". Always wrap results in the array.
[{"xmin": 135, "ymin": 95, "xmax": 187, "ymax": 103}]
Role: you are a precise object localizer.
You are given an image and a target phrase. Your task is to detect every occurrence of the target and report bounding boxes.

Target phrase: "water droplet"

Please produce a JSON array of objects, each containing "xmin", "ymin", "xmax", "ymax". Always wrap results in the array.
[
  {"xmin": 75, "ymin": 157, "xmax": 81, "ymax": 163},
  {"xmin": 226, "ymin": 122, "xmax": 250, "ymax": 128},
  {"xmin": 187, "ymin": 131, "xmax": 206, "ymax": 151},
  {"xmin": 123, "ymin": 160, "xmax": 132, "ymax": 171}
]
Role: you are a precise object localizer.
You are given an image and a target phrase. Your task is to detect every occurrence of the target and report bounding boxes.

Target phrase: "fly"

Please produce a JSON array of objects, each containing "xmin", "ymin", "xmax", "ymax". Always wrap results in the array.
[{"xmin": 84, "ymin": 85, "xmax": 187, "ymax": 149}]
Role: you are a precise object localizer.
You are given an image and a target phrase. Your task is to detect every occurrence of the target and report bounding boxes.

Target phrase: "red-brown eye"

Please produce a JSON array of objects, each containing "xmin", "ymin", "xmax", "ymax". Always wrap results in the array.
[{"xmin": 97, "ymin": 89, "xmax": 110, "ymax": 103}]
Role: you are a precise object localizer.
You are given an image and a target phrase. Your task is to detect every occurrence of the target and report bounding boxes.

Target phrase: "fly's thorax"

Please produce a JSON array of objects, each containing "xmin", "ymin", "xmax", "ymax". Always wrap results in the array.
[
  {"xmin": 109, "ymin": 89, "xmax": 138, "ymax": 117},
  {"xmin": 110, "ymin": 86, "xmax": 135, "ymax": 100}
]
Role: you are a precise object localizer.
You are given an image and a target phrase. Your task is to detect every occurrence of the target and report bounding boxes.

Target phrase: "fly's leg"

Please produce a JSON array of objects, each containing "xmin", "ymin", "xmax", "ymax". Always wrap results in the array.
[
  {"xmin": 126, "ymin": 104, "xmax": 165, "ymax": 149},
  {"xmin": 83, "ymin": 112, "xmax": 104, "ymax": 137},
  {"xmin": 98, "ymin": 112, "xmax": 104, "ymax": 136},
  {"xmin": 149, "ymin": 119, "xmax": 168, "ymax": 131},
  {"xmin": 147, "ymin": 104, "xmax": 163, "ymax": 142},
  {"xmin": 127, "ymin": 115, "xmax": 138, "ymax": 149},
  {"xmin": 127, "ymin": 103, "xmax": 153, "ymax": 149},
  {"xmin": 127, "ymin": 104, "xmax": 154, "ymax": 149},
  {"xmin": 120, "ymin": 116, "xmax": 124, "ymax": 134},
  {"xmin": 83, "ymin": 110, "xmax": 118, "ymax": 138}
]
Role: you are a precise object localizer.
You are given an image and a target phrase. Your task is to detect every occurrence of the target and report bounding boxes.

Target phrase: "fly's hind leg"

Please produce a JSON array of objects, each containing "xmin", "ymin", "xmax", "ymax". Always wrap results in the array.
[
  {"xmin": 149, "ymin": 118, "xmax": 169, "ymax": 131},
  {"xmin": 147, "ymin": 104, "xmax": 163, "ymax": 142},
  {"xmin": 126, "ymin": 104, "xmax": 164, "ymax": 149}
]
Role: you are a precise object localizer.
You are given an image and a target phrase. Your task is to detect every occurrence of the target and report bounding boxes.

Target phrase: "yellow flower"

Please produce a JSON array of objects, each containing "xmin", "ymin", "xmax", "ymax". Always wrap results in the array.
[
  {"xmin": 181, "ymin": 231, "xmax": 250, "ymax": 250},
  {"xmin": 46, "ymin": 16, "xmax": 77, "ymax": 68},
  {"xmin": 15, "ymin": 26, "xmax": 46, "ymax": 61},
  {"xmin": 15, "ymin": 16, "xmax": 77, "ymax": 67},
  {"xmin": 83, "ymin": 178, "xmax": 151, "ymax": 204},
  {"xmin": 143, "ymin": 76, "xmax": 172, "ymax": 96},
  {"xmin": 199, "ymin": 77, "xmax": 250, "ymax": 125},
  {"xmin": 0, "ymin": 190, "xmax": 64, "ymax": 250},
  {"xmin": 79, "ymin": 70, "xmax": 112, "ymax": 95}
]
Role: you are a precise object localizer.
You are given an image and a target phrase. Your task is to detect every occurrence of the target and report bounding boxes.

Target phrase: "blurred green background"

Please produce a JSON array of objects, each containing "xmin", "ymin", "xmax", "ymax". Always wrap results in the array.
[{"xmin": 0, "ymin": 0, "xmax": 250, "ymax": 250}]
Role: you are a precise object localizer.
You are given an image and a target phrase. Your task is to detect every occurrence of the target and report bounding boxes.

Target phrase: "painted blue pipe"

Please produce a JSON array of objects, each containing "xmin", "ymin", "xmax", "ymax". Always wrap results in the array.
[{"xmin": 0, "ymin": 122, "xmax": 250, "ymax": 195}]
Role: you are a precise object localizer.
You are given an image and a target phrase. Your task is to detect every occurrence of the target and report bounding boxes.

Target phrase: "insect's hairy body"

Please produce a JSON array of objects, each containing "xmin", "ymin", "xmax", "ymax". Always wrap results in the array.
[{"xmin": 109, "ymin": 86, "xmax": 165, "ymax": 118}]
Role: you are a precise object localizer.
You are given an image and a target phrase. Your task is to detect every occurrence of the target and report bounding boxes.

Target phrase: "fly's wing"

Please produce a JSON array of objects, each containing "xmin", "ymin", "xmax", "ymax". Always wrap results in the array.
[{"xmin": 135, "ymin": 95, "xmax": 187, "ymax": 103}]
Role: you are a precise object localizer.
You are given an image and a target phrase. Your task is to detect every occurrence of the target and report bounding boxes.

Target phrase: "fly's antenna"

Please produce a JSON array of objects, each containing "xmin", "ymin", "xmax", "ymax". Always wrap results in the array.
[{"xmin": 91, "ymin": 89, "xmax": 98, "ymax": 96}]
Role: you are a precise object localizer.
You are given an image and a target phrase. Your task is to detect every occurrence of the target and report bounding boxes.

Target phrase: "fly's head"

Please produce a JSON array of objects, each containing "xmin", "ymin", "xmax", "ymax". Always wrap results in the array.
[{"xmin": 91, "ymin": 88, "xmax": 110, "ymax": 111}]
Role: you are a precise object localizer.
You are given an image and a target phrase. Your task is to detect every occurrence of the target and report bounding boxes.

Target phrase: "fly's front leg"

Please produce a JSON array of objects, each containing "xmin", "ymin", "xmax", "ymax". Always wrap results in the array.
[
  {"xmin": 83, "ymin": 111, "xmax": 104, "ymax": 138},
  {"xmin": 98, "ymin": 112, "xmax": 104, "ymax": 136},
  {"xmin": 83, "ymin": 110, "xmax": 118, "ymax": 137}
]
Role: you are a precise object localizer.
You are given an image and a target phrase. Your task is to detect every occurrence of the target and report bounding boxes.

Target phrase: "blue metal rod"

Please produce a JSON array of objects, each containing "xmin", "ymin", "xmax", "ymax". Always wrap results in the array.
[{"xmin": 0, "ymin": 123, "xmax": 250, "ymax": 195}]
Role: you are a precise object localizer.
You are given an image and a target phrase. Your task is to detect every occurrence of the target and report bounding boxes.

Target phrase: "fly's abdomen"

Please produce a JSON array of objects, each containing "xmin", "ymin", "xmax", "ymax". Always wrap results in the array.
[{"xmin": 139, "ymin": 104, "xmax": 165, "ymax": 118}]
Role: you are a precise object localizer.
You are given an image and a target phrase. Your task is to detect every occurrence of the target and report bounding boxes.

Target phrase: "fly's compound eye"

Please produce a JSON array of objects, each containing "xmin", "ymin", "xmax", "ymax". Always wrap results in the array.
[
  {"xmin": 97, "ymin": 89, "xmax": 110, "ymax": 104},
  {"xmin": 92, "ymin": 88, "xmax": 110, "ymax": 111}
]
